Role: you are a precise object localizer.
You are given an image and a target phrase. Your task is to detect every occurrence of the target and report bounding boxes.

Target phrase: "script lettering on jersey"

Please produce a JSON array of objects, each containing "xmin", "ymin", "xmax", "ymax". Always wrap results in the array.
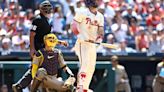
[{"xmin": 86, "ymin": 17, "xmax": 98, "ymax": 26}]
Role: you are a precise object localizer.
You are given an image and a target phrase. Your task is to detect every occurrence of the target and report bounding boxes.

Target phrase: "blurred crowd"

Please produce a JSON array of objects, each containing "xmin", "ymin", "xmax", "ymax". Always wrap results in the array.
[{"xmin": 0, "ymin": 0, "xmax": 164, "ymax": 55}]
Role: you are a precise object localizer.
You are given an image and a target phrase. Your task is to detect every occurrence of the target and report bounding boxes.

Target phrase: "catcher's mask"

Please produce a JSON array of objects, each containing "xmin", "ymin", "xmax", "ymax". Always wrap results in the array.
[{"xmin": 44, "ymin": 33, "xmax": 58, "ymax": 47}]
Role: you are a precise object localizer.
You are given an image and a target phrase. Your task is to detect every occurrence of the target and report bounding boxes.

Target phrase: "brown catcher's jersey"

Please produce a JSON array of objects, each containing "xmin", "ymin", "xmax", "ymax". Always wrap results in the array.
[{"xmin": 33, "ymin": 48, "xmax": 66, "ymax": 75}]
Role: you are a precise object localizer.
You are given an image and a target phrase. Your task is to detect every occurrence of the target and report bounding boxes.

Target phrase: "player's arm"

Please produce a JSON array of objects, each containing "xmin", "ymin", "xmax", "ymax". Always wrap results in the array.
[
  {"xmin": 30, "ymin": 32, "xmax": 36, "ymax": 57},
  {"xmin": 30, "ymin": 19, "xmax": 40, "ymax": 57},
  {"xmin": 58, "ymin": 40, "xmax": 69, "ymax": 47},
  {"xmin": 71, "ymin": 11, "xmax": 83, "ymax": 35},
  {"xmin": 96, "ymin": 15, "xmax": 104, "ymax": 43},
  {"xmin": 31, "ymin": 50, "xmax": 43, "ymax": 78},
  {"xmin": 58, "ymin": 50, "xmax": 74, "ymax": 76},
  {"xmin": 71, "ymin": 20, "xmax": 81, "ymax": 35},
  {"xmin": 96, "ymin": 26, "xmax": 104, "ymax": 43}
]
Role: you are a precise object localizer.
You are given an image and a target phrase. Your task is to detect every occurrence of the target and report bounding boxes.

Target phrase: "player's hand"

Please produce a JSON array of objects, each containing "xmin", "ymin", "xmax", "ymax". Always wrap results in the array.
[
  {"xmin": 96, "ymin": 35, "xmax": 103, "ymax": 43},
  {"xmin": 62, "ymin": 41, "xmax": 69, "ymax": 47},
  {"xmin": 58, "ymin": 40, "xmax": 69, "ymax": 47}
]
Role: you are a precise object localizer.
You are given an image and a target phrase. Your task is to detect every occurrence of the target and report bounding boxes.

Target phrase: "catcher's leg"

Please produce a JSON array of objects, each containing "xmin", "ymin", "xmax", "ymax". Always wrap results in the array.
[
  {"xmin": 31, "ymin": 78, "xmax": 42, "ymax": 92},
  {"xmin": 12, "ymin": 68, "xmax": 32, "ymax": 92},
  {"xmin": 43, "ymin": 76, "xmax": 75, "ymax": 92},
  {"xmin": 31, "ymin": 68, "xmax": 47, "ymax": 92}
]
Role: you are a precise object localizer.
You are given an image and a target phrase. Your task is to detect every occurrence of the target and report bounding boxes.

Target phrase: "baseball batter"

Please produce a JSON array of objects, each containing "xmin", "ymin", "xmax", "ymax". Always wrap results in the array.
[{"xmin": 71, "ymin": 0, "xmax": 104, "ymax": 92}]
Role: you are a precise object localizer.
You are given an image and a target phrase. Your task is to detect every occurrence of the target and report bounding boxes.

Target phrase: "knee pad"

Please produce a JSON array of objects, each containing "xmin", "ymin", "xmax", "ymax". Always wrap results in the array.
[{"xmin": 36, "ymin": 68, "xmax": 47, "ymax": 80}]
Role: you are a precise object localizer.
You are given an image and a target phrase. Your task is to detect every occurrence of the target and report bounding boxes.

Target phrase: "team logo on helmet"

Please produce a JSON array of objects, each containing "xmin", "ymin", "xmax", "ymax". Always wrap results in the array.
[
  {"xmin": 84, "ymin": 0, "xmax": 98, "ymax": 8},
  {"xmin": 40, "ymin": 0, "xmax": 52, "ymax": 14},
  {"xmin": 44, "ymin": 33, "xmax": 58, "ymax": 47}
]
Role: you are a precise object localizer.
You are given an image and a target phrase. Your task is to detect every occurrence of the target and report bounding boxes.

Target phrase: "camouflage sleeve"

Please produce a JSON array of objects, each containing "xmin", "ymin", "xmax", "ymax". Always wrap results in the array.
[{"xmin": 58, "ymin": 50, "xmax": 66, "ymax": 68}]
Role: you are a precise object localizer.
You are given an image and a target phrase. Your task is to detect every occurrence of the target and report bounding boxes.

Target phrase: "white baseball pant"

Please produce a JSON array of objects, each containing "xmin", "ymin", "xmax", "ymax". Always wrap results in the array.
[{"xmin": 74, "ymin": 40, "xmax": 97, "ymax": 91}]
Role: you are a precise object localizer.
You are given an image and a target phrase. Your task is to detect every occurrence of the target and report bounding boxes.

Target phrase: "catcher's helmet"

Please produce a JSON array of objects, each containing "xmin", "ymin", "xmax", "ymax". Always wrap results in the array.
[
  {"xmin": 44, "ymin": 33, "xmax": 58, "ymax": 47},
  {"xmin": 39, "ymin": 0, "xmax": 52, "ymax": 14},
  {"xmin": 84, "ymin": 0, "xmax": 98, "ymax": 8}
]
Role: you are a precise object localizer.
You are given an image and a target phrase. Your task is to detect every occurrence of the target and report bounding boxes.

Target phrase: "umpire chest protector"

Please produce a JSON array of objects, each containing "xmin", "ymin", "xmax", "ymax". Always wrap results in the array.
[{"xmin": 39, "ymin": 49, "xmax": 59, "ymax": 75}]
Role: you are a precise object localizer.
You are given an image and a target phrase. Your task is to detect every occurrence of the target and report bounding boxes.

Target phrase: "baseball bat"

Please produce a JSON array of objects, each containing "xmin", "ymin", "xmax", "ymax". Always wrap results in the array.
[
  {"xmin": 95, "ymin": 42, "xmax": 118, "ymax": 49},
  {"xmin": 85, "ymin": 40, "xmax": 118, "ymax": 49}
]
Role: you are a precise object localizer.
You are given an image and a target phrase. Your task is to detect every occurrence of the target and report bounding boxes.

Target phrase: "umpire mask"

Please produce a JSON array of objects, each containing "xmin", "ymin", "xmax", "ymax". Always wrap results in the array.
[
  {"xmin": 44, "ymin": 33, "xmax": 58, "ymax": 48},
  {"xmin": 40, "ymin": 0, "xmax": 52, "ymax": 14}
]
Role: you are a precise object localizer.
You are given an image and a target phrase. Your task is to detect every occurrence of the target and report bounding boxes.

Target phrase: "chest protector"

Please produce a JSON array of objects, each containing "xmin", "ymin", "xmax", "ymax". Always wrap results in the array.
[{"xmin": 39, "ymin": 49, "xmax": 59, "ymax": 75}]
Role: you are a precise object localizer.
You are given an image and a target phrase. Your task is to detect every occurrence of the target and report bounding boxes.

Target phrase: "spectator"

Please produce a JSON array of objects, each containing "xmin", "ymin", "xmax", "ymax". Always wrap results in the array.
[
  {"xmin": 16, "ymin": 11, "xmax": 30, "ymax": 35},
  {"xmin": 148, "ymin": 31, "xmax": 161, "ymax": 54},
  {"xmin": 11, "ymin": 27, "xmax": 29, "ymax": 51},
  {"xmin": 111, "ymin": 17, "xmax": 128, "ymax": 43},
  {"xmin": 129, "ymin": 17, "xmax": 139, "ymax": 37},
  {"xmin": 110, "ymin": 55, "xmax": 131, "ymax": 92},
  {"xmin": 135, "ymin": 27, "xmax": 149, "ymax": 52},
  {"xmin": 59, "ymin": 0, "xmax": 75, "ymax": 17},
  {"xmin": 65, "ymin": 5, "xmax": 75, "ymax": 37},
  {"xmin": 103, "ymin": 0, "xmax": 115, "ymax": 26},
  {"xmin": 103, "ymin": 34, "xmax": 119, "ymax": 55},
  {"xmin": 146, "ymin": 10, "xmax": 161, "ymax": 29},
  {"xmin": 0, "ymin": 25, "xmax": 7, "ymax": 41},
  {"xmin": 122, "ymin": 5, "xmax": 138, "ymax": 26},
  {"xmin": 112, "ymin": 8, "xmax": 125, "ymax": 24},
  {"xmin": 75, "ymin": 0, "xmax": 84, "ymax": 12},
  {"xmin": 114, "ymin": 41, "xmax": 137, "ymax": 55},
  {"xmin": 6, "ymin": 20, "xmax": 17, "ymax": 36},
  {"xmin": 52, "ymin": 5, "xmax": 64, "ymax": 34},
  {"xmin": 156, "ymin": 15, "xmax": 164, "ymax": 32},
  {"xmin": 0, "ymin": 37, "xmax": 11, "ymax": 55}
]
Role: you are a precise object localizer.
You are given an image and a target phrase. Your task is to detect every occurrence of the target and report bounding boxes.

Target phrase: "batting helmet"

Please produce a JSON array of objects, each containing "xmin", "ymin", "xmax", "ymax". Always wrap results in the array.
[
  {"xmin": 39, "ymin": 0, "xmax": 52, "ymax": 14},
  {"xmin": 84, "ymin": 0, "xmax": 98, "ymax": 8}
]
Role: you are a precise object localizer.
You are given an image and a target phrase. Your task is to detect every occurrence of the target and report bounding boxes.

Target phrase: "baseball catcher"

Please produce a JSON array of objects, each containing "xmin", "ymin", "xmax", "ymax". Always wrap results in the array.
[{"xmin": 31, "ymin": 33, "xmax": 76, "ymax": 92}]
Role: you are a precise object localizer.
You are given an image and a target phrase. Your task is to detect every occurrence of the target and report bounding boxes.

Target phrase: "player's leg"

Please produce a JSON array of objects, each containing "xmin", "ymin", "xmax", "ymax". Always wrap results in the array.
[
  {"xmin": 84, "ymin": 44, "xmax": 96, "ymax": 91},
  {"xmin": 43, "ymin": 76, "xmax": 75, "ymax": 92},
  {"xmin": 12, "ymin": 68, "xmax": 32, "ymax": 92},
  {"xmin": 76, "ymin": 43, "xmax": 96, "ymax": 92},
  {"xmin": 31, "ymin": 68, "xmax": 47, "ymax": 92},
  {"xmin": 76, "ymin": 43, "xmax": 89, "ymax": 91}
]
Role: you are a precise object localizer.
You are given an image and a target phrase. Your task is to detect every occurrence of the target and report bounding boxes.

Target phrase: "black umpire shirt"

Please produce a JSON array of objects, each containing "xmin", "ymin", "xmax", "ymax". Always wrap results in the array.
[{"xmin": 30, "ymin": 13, "xmax": 51, "ymax": 51}]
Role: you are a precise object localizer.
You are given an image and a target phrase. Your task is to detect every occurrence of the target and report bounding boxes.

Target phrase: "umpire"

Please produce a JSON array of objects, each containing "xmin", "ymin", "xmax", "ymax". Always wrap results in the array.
[{"xmin": 12, "ymin": 1, "xmax": 56, "ymax": 92}]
